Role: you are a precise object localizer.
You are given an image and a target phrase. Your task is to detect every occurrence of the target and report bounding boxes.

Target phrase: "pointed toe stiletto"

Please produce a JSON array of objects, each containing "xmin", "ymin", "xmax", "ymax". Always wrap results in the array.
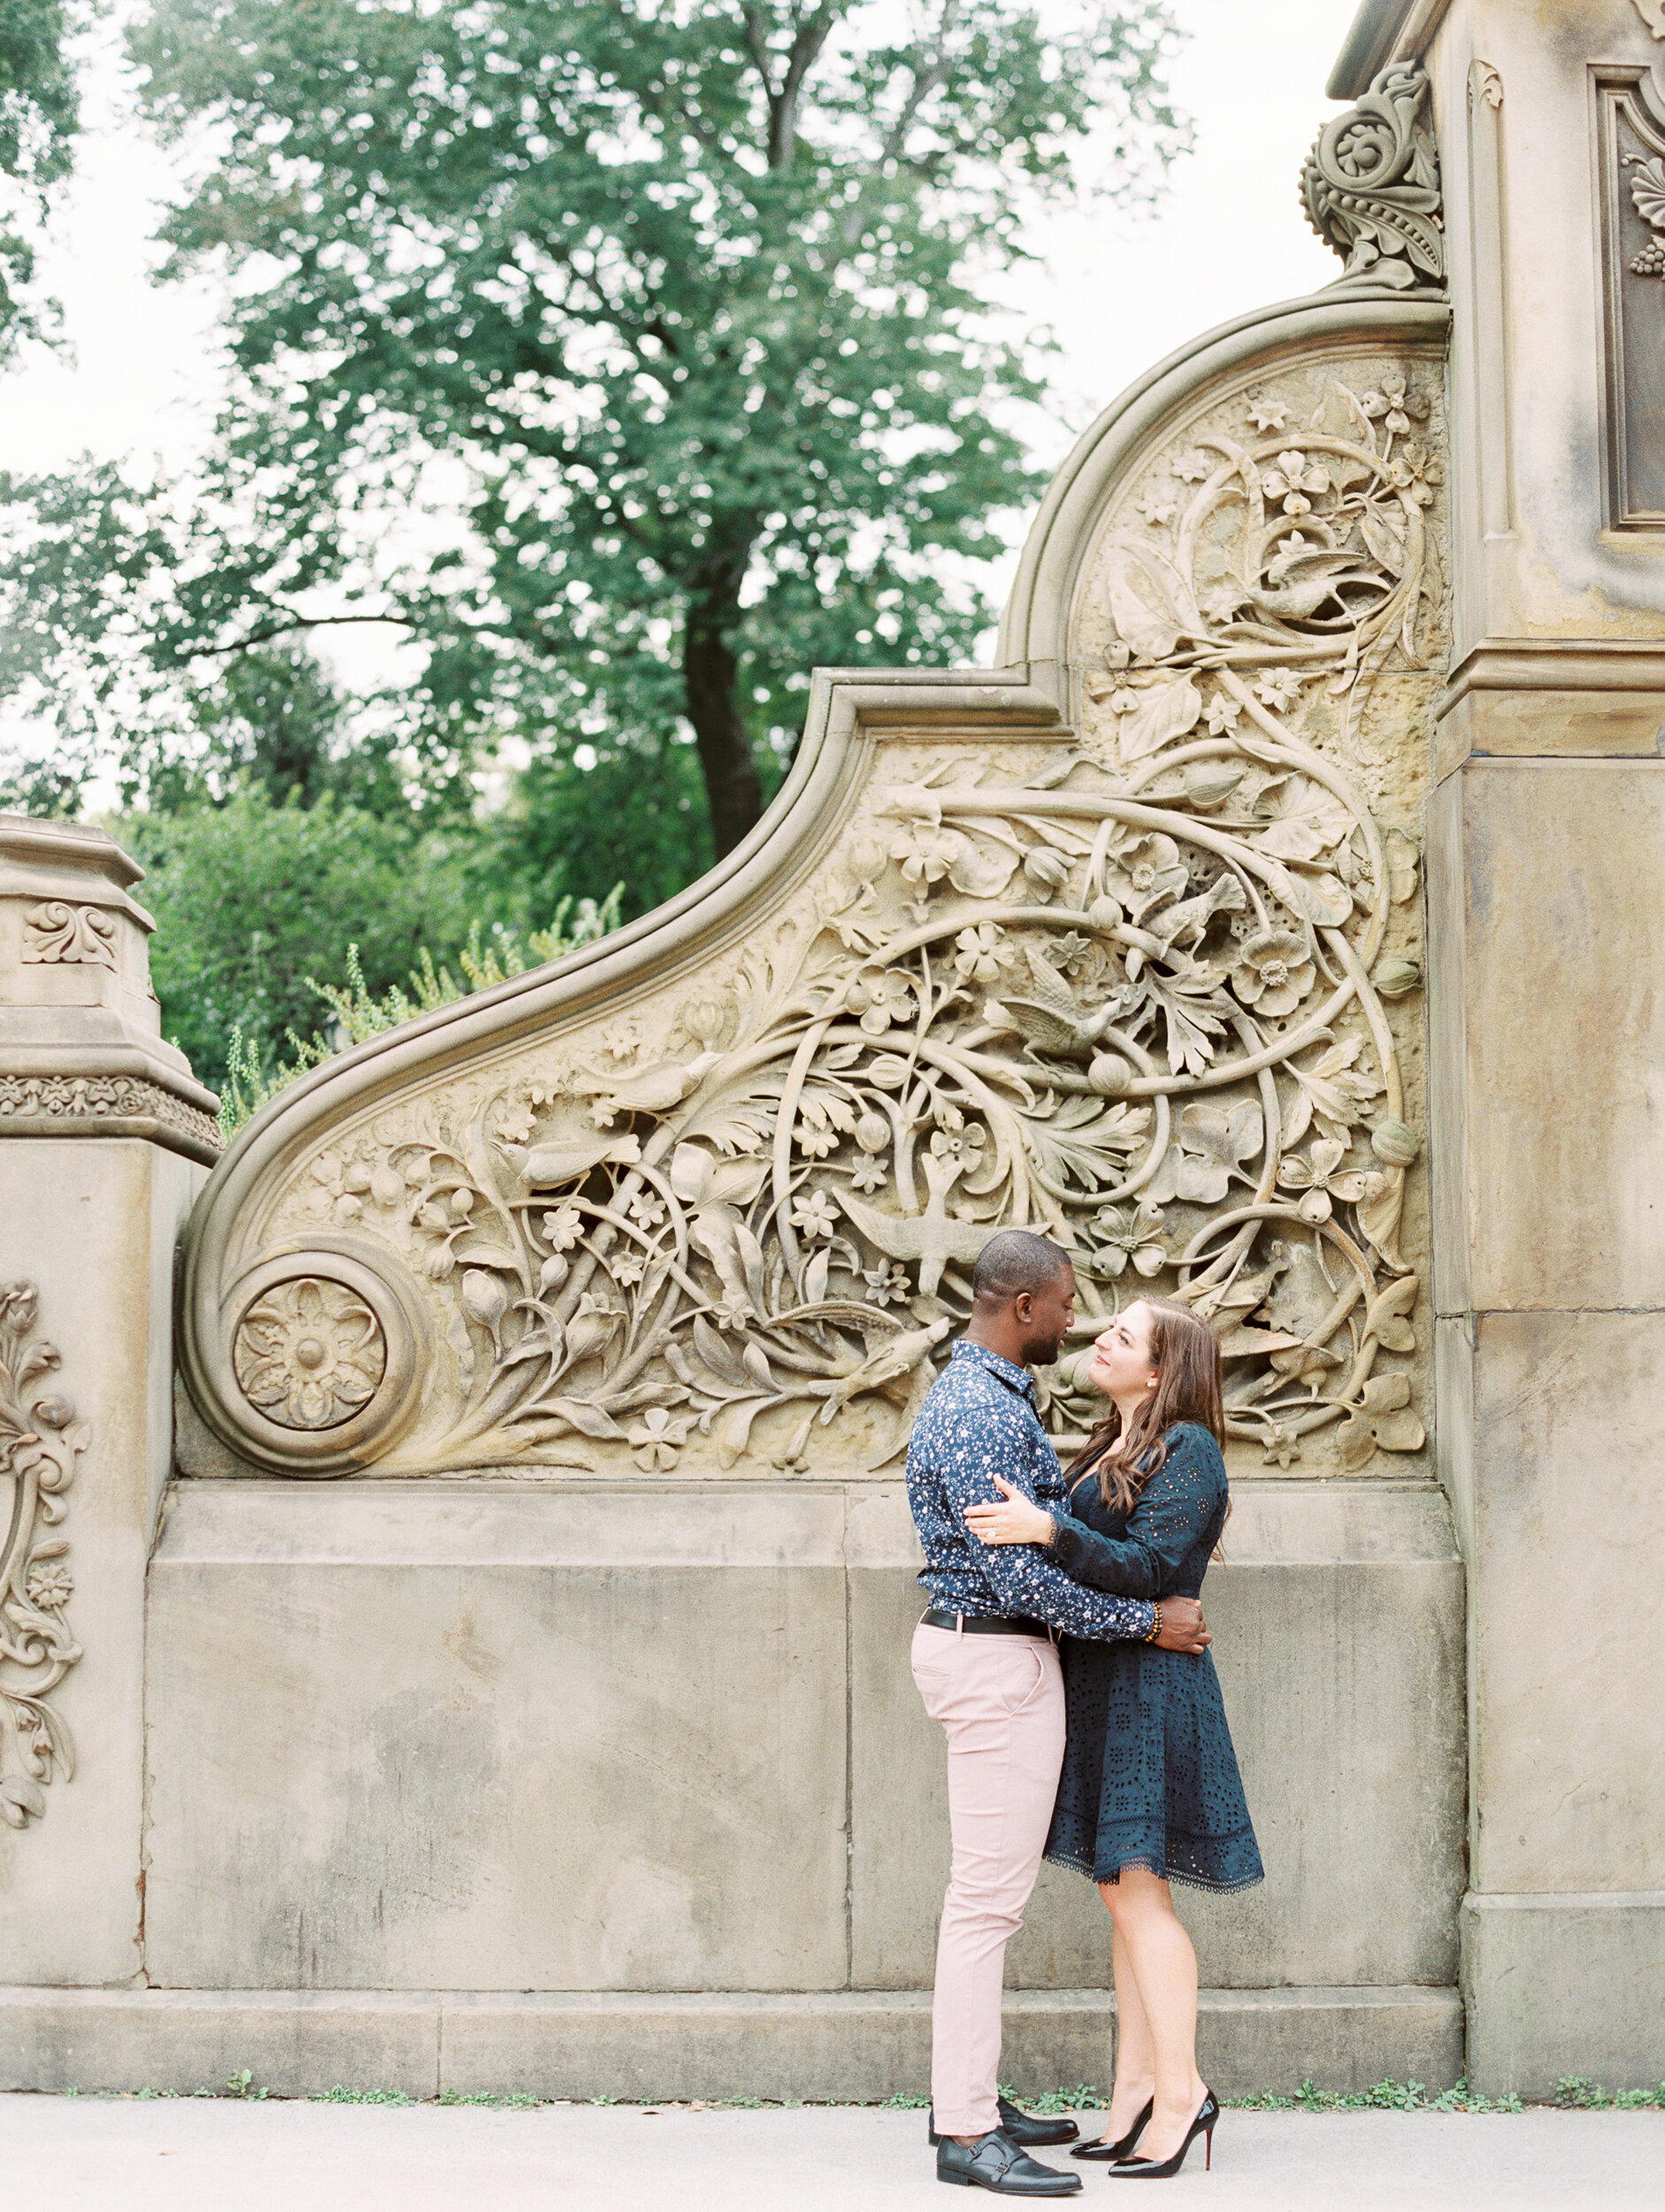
[
  {"xmin": 1069, "ymin": 2100, "xmax": 1153, "ymax": 2161},
  {"xmin": 1107, "ymin": 2091, "xmax": 1218, "ymax": 2179}
]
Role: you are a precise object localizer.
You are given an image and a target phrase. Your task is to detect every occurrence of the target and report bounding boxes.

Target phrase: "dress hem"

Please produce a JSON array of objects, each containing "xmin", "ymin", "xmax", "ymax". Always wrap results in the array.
[{"xmin": 1044, "ymin": 1842, "xmax": 1265, "ymax": 1898}]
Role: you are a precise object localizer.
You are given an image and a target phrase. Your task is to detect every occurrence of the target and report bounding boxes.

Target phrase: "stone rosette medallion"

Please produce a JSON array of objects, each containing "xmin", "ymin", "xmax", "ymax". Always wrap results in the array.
[{"xmin": 232, "ymin": 1277, "xmax": 388, "ymax": 1431}]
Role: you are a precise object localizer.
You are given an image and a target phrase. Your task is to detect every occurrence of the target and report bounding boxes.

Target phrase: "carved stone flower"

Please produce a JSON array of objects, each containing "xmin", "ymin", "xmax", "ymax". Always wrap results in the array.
[
  {"xmin": 1136, "ymin": 490, "xmax": 1177, "ymax": 526},
  {"xmin": 889, "ymin": 826, "xmax": 959, "ymax": 891},
  {"xmin": 1230, "ymin": 929, "xmax": 1316, "ymax": 1018},
  {"xmin": 1262, "ymin": 449, "xmax": 1331, "ymax": 514},
  {"xmin": 954, "ymin": 924, "xmax": 1004, "ymax": 984},
  {"xmin": 1247, "ymin": 396, "xmax": 1290, "ymax": 433},
  {"xmin": 848, "ymin": 1153, "xmax": 889, "ymax": 1193},
  {"xmin": 541, "ymin": 1205, "xmax": 585, "ymax": 1251},
  {"xmin": 1277, "ymin": 1136, "xmax": 1374, "ymax": 1224},
  {"xmin": 789, "ymin": 1190, "xmax": 838, "ymax": 1239},
  {"xmin": 610, "ymin": 1250, "xmax": 647, "ymax": 1287},
  {"xmin": 863, "ymin": 1263, "xmax": 913, "ymax": 1307},
  {"xmin": 845, "ymin": 965, "xmax": 916, "ymax": 1037},
  {"xmin": 234, "ymin": 1278, "xmax": 387, "ymax": 1431},
  {"xmin": 628, "ymin": 1406, "xmax": 690, "ymax": 1473},
  {"xmin": 1204, "ymin": 695, "xmax": 1242, "ymax": 735},
  {"xmin": 1106, "ymin": 832, "xmax": 1188, "ymax": 920},
  {"xmin": 1023, "ymin": 846, "xmax": 1073, "ymax": 899},
  {"xmin": 1089, "ymin": 1202, "xmax": 1169, "ymax": 1279},
  {"xmin": 626, "ymin": 1191, "xmax": 667, "ymax": 1230},
  {"xmin": 930, "ymin": 1119, "xmax": 987, "ymax": 1171},
  {"xmin": 1254, "ymin": 670, "xmax": 1302, "ymax": 710},
  {"xmin": 1170, "ymin": 449, "xmax": 1213, "ymax": 481},
  {"xmin": 25, "ymin": 1558, "xmax": 73, "ymax": 1610}
]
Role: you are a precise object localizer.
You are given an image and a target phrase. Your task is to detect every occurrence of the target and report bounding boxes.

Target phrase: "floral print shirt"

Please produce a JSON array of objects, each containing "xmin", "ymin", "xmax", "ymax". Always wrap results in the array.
[{"xmin": 906, "ymin": 1339, "xmax": 1156, "ymax": 1643}]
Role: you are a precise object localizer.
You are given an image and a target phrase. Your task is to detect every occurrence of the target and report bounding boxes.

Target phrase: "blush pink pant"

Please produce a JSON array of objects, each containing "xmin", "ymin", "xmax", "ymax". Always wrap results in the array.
[{"xmin": 911, "ymin": 1617, "xmax": 1066, "ymax": 2137}]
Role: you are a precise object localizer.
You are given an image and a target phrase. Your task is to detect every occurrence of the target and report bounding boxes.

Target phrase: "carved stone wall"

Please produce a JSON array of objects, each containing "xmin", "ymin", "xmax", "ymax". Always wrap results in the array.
[{"xmin": 179, "ymin": 332, "xmax": 1443, "ymax": 1490}]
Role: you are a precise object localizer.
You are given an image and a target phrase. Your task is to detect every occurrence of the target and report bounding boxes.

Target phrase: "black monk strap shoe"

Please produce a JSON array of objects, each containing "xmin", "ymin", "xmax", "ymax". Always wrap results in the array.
[
  {"xmin": 937, "ymin": 2129, "xmax": 1084, "ymax": 2195},
  {"xmin": 930, "ymin": 2099, "xmax": 1080, "ymax": 2149}
]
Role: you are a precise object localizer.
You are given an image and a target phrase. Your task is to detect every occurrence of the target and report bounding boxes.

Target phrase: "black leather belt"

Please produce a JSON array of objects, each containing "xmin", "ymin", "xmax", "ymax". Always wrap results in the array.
[{"xmin": 921, "ymin": 1609, "xmax": 1052, "ymax": 1640}]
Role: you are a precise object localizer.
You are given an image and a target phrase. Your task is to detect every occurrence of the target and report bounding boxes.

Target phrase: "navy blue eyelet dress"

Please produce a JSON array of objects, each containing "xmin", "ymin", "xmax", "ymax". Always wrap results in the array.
[{"xmin": 1044, "ymin": 1421, "xmax": 1264, "ymax": 1895}]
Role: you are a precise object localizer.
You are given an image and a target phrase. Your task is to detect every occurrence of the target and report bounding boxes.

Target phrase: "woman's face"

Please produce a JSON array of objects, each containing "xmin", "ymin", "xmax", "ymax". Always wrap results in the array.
[{"xmin": 1089, "ymin": 1301, "xmax": 1159, "ymax": 1404}]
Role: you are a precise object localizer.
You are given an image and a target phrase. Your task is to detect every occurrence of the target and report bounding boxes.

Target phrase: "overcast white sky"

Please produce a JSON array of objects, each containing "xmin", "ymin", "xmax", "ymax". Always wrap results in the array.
[{"xmin": 0, "ymin": 0, "xmax": 1363, "ymax": 744}]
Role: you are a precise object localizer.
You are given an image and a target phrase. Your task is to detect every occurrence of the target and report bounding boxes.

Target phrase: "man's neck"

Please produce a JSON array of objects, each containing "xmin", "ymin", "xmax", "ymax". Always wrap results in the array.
[{"xmin": 963, "ymin": 1321, "xmax": 1029, "ymax": 1371}]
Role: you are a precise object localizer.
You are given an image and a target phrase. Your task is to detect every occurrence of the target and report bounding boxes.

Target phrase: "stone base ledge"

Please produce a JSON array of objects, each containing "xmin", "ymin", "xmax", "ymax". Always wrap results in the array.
[
  {"xmin": 1462, "ymin": 1892, "xmax": 1665, "ymax": 2097},
  {"xmin": 0, "ymin": 1985, "xmax": 1462, "ymax": 2101}
]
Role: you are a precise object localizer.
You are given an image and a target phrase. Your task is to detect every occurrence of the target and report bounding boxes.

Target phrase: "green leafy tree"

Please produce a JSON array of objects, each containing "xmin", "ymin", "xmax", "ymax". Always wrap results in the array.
[
  {"xmin": 9, "ymin": 0, "xmax": 1184, "ymax": 860},
  {"xmin": 0, "ymin": 0, "xmax": 78, "ymax": 357},
  {"xmin": 124, "ymin": 786, "xmax": 494, "ymax": 1088}
]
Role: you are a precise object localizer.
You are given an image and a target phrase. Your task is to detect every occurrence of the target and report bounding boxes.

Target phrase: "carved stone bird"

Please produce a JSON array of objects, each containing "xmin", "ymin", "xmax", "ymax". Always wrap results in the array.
[
  {"xmin": 1247, "ymin": 543, "xmax": 1390, "ymax": 625},
  {"xmin": 836, "ymin": 1149, "xmax": 990, "ymax": 1295},
  {"xmin": 983, "ymin": 945, "xmax": 1117, "ymax": 1060},
  {"xmin": 814, "ymin": 1314, "xmax": 953, "ymax": 1425},
  {"xmin": 570, "ymin": 1051, "xmax": 721, "ymax": 1121}
]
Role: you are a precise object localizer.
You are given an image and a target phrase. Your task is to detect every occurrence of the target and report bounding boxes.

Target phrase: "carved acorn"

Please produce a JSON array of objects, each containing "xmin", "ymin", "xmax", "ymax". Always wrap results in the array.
[
  {"xmin": 1371, "ymin": 956, "xmax": 1423, "ymax": 998},
  {"xmin": 1370, "ymin": 1118, "xmax": 1422, "ymax": 1167}
]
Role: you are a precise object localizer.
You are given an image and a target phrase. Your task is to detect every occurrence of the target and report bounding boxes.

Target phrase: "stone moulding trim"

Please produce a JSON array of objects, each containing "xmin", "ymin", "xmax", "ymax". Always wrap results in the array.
[
  {"xmin": 0, "ymin": 1982, "xmax": 1463, "ymax": 2099},
  {"xmin": 1437, "ymin": 638, "xmax": 1665, "ymax": 716},
  {"xmin": 0, "ymin": 1073, "xmax": 220, "ymax": 1165},
  {"xmin": 1325, "ymin": 0, "xmax": 1454, "ymax": 103}
]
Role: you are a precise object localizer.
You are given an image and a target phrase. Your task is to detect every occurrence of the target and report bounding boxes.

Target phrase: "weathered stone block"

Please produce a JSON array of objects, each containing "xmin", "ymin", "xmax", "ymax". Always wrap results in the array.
[
  {"xmin": 144, "ymin": 1485, "xmax": 849, "ymax": 1992},
  {"xmin": 1462, "ymin": 1893, "xmax": 1665, "ymax": 2098},
  {"xmin": 1463, "ymin": 1310, "xmax": 1665, "ymax": 1895}
]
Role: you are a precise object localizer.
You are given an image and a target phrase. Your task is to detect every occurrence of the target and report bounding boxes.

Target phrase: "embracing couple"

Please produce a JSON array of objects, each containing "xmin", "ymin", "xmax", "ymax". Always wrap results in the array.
[{"xmin": 906, "ymin": 1229, "xmax": 1263, "ymax": 2194}]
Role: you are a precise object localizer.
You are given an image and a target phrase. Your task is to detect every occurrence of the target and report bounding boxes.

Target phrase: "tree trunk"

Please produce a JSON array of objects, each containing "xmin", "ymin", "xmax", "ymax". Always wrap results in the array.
[{"xmin": 682, "ymin": 592, "xmax": 763, "ymax": 860}]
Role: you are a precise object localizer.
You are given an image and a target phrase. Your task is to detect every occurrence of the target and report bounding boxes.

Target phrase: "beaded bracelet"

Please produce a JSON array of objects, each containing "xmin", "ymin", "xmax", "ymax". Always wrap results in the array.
[{"xmin": 1144, "ymin": 1603, "xmax": 1163, "ymax": 1644}]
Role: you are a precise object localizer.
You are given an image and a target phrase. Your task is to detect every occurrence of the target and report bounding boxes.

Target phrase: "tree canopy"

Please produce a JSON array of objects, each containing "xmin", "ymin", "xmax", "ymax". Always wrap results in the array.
[
  {"xmin": 0, "ymin": 0, "xmax": 78, "ymax": 357},
  {"xmin": 3, "ymin": 0, "xmax": 1185, "ymax": 864}
]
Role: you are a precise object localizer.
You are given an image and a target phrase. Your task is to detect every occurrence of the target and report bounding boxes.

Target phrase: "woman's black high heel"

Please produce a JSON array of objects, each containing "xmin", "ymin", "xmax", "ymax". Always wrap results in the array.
[
  {"xmin": 1107, "ymin": 2090, "xmax": 1218, "ymax": 2179},
  {"xmin": 1070, "ymin": 2097, "xmax": 1153, "ymax": 2161}
]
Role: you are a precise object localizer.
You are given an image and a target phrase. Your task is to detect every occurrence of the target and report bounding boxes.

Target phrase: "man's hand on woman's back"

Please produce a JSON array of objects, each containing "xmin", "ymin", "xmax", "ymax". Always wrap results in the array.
[{"xmin": 1155, "ymin": 1599, "xmax": 1210, "ymax": 1652}]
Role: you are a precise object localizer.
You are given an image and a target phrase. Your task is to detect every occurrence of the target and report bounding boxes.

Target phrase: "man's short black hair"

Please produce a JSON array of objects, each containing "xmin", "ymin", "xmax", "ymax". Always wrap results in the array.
[{"xmin": 971, "ymin": 1229, "xmax": 1072, "ymax": 1305}]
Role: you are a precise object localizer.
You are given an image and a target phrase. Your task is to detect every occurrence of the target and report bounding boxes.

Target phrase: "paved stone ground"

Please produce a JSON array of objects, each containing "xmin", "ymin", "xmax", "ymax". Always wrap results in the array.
[{"xmin": 5, "ymin": 2096, "xmax": 1661, "ymax": 2210}]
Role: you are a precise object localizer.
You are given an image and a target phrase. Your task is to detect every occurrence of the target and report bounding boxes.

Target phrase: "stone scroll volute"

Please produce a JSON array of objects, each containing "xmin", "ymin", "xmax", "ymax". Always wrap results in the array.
[{"xmin": 179, "ymin": 320, "xmax": 1445, "ymax": 1486}]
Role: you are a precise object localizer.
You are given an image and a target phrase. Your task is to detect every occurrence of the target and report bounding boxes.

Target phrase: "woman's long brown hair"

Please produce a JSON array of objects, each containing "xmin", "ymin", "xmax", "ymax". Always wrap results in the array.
[{"xmin": 1069, "ymin": 1296, "xmax": 1226, "ymax": 1517}]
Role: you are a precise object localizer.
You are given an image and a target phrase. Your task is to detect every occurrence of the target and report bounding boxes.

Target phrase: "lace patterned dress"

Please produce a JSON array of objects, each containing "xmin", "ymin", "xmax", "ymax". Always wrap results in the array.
[{"xmin": 1044, "ymin": 1421, "xmax": 1264, "ymax": 1894}]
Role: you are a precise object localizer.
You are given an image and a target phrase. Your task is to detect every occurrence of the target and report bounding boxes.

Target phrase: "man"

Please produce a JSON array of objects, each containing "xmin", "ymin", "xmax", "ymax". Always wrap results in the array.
[{"xmin": 906, "ymin": 1230, "xmax": 1210, "ymax": 2198}]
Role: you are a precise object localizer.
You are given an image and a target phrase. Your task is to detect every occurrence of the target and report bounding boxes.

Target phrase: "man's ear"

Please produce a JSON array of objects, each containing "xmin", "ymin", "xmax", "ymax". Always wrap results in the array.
[{"xmin": 1010, "ymin": 1291, "xmax": 1033, "ymax": 1323}]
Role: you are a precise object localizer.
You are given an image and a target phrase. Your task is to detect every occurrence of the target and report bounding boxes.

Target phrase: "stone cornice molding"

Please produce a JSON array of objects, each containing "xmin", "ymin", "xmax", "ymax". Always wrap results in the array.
[
  {"xmin": 1327, "ymin": 1, "xmax": 1456, "ymax": 103},
  {"xmin": 0, "ymin": 819, "xmax": 220, "ymax": 1166},
  {"xmin": 1438, "ymin": 637, "xmax": 1665, "ymax": 714}
]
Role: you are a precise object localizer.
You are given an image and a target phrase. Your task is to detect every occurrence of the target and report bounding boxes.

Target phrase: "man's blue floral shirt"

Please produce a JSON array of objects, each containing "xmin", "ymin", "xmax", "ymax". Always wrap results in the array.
[{"xmin": 905, "ymin": 1339, "xmax": 1156, "ymax": 1643}]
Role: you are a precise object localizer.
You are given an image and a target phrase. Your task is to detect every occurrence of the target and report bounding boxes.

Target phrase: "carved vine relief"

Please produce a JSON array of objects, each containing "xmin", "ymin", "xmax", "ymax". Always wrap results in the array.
[
  {"xmin": 229, "ymin": 347, "xmax": 1443, "ymax": 1484},
  {"xmin": 0, "ymin": 1283, "xmax": 85, "ymax": 1827},
  {"xmin": 21, "ymin": 902, "xmax": 118, "ymax": 969}
]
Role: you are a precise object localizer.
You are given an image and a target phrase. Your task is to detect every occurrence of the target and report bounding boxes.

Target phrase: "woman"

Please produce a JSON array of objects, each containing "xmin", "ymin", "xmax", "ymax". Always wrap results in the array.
[{"xmin": 964, "ymin": 1295, "xmax": 1262, "ymax": 2181}]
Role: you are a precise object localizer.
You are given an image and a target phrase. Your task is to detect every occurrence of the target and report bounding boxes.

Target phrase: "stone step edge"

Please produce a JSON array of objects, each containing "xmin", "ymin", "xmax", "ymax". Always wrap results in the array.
[{"xmin": 0, "ymin": 1985, "xmax": 1462, "ymax": 2101}]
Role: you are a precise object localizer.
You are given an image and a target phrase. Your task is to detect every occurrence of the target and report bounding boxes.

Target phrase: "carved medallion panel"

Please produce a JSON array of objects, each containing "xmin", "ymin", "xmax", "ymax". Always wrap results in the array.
[{"xmin": 1596, "ymin": 65, "xmax": 1665, "ymax": 529}]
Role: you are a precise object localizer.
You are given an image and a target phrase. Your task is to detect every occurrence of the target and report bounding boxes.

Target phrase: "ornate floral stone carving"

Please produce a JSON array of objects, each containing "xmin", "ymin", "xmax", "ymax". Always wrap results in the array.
[
  {"xmin": 183, "ymin": 336, "xmax": 1442, "ymax": 1486},
  {"xmin": 1631, "ymin": 0, "xmax": 1665, "ymax": 41},
  {"xmin": 0, "ymin": 1283, "xmax": 87, "ymax": 1828},
  {"xmin": 0, "ymin": 1074, "xmax": 220, "ymax": 1156},
  {"xmin": 233, "ymin": 1278, "xmax": 388, "ymax": 1430},
  {"xmin": 21, "ymin": 901, "xmax": 117, "ymax": 969},
  {"xmin": 1301, "ymin": 61, "xmax": 1444, "ymax": 295}
]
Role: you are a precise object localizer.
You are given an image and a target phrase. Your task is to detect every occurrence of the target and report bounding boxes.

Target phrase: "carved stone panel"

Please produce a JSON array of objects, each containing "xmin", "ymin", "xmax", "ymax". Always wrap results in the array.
[
  {"xmin": 0, "ymin": 1282, "xmax": 87, "ymax": 1828},
  {"xmin": 1596, "ymin": 66, "xmax": 1665, "ymax": 529},
  {"xmin": 180, "ymin": 322, "xmax": 1445, "ymax": 1489}
]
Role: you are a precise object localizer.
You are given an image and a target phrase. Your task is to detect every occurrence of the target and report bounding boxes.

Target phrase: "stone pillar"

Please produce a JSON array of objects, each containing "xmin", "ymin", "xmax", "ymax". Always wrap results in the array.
[
  {"xmin": 0, "ymin": 817, "xmax": 218, "ymax": 1983},
  {"xmin": 1335, "ymin": 0, "xmax": 1665, "ymax": 2092}
]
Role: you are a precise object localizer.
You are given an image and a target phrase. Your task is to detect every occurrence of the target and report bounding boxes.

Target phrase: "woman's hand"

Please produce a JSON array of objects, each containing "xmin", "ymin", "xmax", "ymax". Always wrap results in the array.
[{"xmin": 963, "ymin": 1474, "xmax": 1056, "ymax": 1548}]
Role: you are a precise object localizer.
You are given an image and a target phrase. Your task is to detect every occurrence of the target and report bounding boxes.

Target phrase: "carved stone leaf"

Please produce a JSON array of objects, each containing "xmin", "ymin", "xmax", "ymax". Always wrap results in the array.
[
  {"xmin": 1117, "ymin": 676, "xmax": 1203, "ymax": 762},
  {"xmin": 539, "ymin": 1396, "xmax": 627, "ymax": 1440},
  {"xmin": 1253, "ymin": 776, "xmax": 1355, "ymax": 864}
]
